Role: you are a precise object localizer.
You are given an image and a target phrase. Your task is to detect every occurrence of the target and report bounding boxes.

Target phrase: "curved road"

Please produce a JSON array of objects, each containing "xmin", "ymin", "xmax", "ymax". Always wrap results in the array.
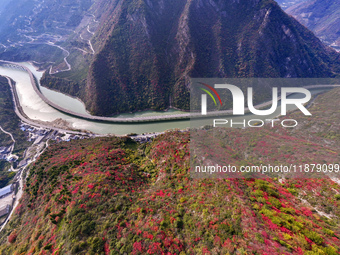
[
  {"xmin": 0, "ymin": 125, "xmax": 15, "ymax": 145},
  {"xmin": 47, "ymin": 43, "xmax": 71, "ymax": 74},
  {"xmin": 0, "ymin": 125, "xmax": 17, "ymax": 165}
]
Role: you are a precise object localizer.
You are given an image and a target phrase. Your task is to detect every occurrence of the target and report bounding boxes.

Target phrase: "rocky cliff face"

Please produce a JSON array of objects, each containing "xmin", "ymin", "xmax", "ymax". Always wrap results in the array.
[{"xmin": 84, "ymin": 0, "xmax": 340, "ymax": 116}]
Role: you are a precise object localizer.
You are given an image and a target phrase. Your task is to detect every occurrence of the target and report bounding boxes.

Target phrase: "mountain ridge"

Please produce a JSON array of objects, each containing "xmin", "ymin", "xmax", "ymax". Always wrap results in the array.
[{"xmin": 83, "ymin": 0, "xmax": 340, "ymax": 116}]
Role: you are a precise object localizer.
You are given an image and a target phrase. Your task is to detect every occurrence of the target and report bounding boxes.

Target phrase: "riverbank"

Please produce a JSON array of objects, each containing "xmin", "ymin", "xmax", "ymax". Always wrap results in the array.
[{"xmin": 4, "ymin": 76, "xmax": 92, "ymax": 136}]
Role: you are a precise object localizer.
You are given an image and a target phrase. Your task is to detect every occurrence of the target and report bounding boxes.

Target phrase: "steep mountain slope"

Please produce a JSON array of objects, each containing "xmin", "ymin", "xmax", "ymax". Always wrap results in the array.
[
  {"xmin": 0, "ymin": 88, "xmax": 340, "ymax": 254},
  {"xmin": 285, "ymin": 0, "xmax": 340, "ymax": 51},
  {"xmin": 84, "ymin": 0, "xmax": 340, "ymax": 116},
  {"xmin": 0, "ymin": 0, "xmax": 97, "ymax": 76},
  {"xmin": 0, "ymin": 0, "xmax": 11, "ymax": 15},
  {"xmin": 0, "ymin": 0, "xmax": 94, "ymax": 44}
]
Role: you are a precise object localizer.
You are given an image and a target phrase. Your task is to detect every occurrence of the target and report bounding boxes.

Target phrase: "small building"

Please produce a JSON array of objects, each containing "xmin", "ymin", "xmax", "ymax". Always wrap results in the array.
[
  {"xmin": 0, "ymin": 184, "xmax": 13, "ymax": 199},
  {"xmin": 0, "ymin": 205, "xmax": 11, "ymax": 218}
]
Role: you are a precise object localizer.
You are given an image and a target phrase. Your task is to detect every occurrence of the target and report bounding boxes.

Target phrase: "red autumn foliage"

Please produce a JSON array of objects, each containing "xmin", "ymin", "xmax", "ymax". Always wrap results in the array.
[{"xmin": 7, "ymin": 233, "xmax": 17, "ymax": 244}]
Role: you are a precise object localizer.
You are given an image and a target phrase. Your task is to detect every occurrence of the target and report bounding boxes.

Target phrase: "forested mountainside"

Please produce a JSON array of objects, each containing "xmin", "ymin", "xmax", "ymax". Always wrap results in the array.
[
  {"xmin": 0, "ymin": 0, "xmax": 339, "ymax": 116},
  {"xmin": 83, "ymin": 0, "xmax": 340, "ymax": 116},
  {"xmin": 0, "ymin": 88, "xmax": 340, "ymax": 254},
  {"xmin": 284, "ymin": 0, "xmax": 340, "ymax": 51}
]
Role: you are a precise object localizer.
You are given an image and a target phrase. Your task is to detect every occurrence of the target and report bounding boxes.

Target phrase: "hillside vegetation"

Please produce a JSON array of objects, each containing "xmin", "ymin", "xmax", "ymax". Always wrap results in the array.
[{"xmin": 0, "ymin": 88, "xmax": 339, "ymax": 254}]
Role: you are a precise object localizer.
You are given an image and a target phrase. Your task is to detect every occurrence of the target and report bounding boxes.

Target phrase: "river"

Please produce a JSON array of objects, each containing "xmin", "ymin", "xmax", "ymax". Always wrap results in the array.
[
  {"xmin": 0, "ymin": 63, "xmax": 192, "ymax": 135},
  {"xmin": 0, "ymin": 62, "xmax": 334, "ymax": 135}
]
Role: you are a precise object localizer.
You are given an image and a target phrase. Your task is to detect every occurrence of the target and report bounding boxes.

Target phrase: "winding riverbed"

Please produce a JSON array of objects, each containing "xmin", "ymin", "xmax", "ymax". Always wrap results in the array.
[
  {"xmin": 0, "ymin": 62, "xmax": 193, "ymax": 134},
  {"xmin": 0, "ymin": 62, "xmax": 336, "ymax": 135}
]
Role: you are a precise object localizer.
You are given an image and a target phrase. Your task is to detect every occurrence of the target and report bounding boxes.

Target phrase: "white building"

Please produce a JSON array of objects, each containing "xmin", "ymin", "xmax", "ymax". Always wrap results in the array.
[{"xmin": 0, "ymin": 184, "xmax": 13, "ymax": 199}]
